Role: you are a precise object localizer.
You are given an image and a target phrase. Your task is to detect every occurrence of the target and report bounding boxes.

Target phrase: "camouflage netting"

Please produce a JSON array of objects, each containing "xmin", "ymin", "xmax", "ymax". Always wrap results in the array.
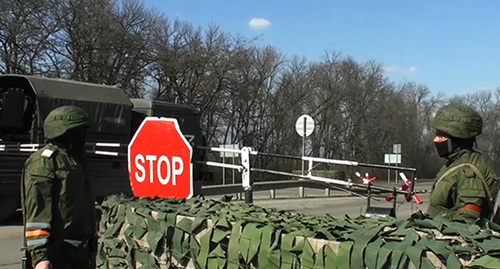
[{"xmin": 97, "ymin": 195, "xmax": 500, "ymax": 269}]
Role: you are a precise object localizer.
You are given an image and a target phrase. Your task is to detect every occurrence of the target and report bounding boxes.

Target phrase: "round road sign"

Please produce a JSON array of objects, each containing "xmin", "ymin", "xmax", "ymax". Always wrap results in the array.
[
  {"xmin": 128, "ymin": 117, "xmax": 193, "ymax": 199},
  {"xmin": 295, "ymin": 114, "xmax": 315, "ymax": 137}
]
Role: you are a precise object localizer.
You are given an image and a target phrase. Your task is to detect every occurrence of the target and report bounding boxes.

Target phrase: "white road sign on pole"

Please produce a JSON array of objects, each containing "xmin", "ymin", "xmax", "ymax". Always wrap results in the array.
[
  {"xmin": 393, "ymin": 144, "xmax": 401, "ymax": 154},
  {"xmin": 295, "ymin": 115, "xmax": 315, "ymax": 137},
  {"xmin": 384, "ymin": 154, "xmax": 401, "ymax": 164}
]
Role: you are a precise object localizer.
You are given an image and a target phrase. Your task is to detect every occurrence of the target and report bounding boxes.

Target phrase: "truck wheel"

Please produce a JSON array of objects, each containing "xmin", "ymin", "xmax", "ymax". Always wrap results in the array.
[{"xmin": 0, "ymin": 194, "xmax": 19, "ymax": 223}]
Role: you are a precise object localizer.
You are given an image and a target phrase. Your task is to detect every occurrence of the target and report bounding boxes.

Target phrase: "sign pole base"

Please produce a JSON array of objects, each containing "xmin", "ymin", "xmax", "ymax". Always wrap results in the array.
[{"xmin": 245, "ymin": 190, "xmax": 253, "ymax": 204}]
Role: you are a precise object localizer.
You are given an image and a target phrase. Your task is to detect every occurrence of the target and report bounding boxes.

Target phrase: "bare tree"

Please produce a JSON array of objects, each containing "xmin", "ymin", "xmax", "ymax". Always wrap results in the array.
[
  {"xmin": 308, "ymin": 55, "xmax": 392, "ymax": 163},
  {"xmin": 150, "ymin": 21, "xmax": 271, "ymax": 147},
  {"xmin": 48, "ymin": 0, "xmax": 159, "ymax": 91},
  {"xmin": 0, "ymin": 0, "xmax": 60, "ymax": 75},
  {"xmin": 394, "ymin": 82, "xmax": 443, "ymax": 177},
  {"xmin": 452, "ymin": 90, "xmax": 500, "ymax": 171}
]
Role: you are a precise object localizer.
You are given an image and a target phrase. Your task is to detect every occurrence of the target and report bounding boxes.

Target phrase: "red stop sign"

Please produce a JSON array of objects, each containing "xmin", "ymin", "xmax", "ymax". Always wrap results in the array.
[{"xmin": 128, "ymin": 117, "xmax": 193, "ymax": 199}]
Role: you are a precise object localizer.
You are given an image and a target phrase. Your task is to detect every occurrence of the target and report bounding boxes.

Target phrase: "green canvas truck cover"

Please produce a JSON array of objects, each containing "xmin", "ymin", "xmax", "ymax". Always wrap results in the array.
[{"xmin": 0, "ymin": 75, "xmax": 133, "ymax": 142}]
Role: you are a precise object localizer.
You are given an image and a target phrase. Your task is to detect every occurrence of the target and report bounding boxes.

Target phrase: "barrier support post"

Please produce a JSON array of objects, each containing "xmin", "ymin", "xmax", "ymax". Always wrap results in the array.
[{"xmin": 241, "ymin": 147, "xmax": 253, "ymax": 203}]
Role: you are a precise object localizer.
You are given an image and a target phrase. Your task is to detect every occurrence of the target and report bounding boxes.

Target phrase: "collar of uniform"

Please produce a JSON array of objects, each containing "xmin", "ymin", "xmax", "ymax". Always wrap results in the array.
[{"xmin": 445, "ymin": 148, "xmax": 473, "ymax": 166}]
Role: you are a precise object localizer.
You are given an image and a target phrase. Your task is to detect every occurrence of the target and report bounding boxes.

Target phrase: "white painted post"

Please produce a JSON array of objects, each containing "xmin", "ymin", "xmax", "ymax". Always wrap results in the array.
[{"xmin": 241, "ymin": 147, "xmax": 253, "ymax": 203}]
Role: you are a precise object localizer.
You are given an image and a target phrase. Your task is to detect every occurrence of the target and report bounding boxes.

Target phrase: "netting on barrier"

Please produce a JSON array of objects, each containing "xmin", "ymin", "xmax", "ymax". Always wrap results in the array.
[{"xmin": 97, "ymin": 195, "xmax": 500, "ymax": 269}]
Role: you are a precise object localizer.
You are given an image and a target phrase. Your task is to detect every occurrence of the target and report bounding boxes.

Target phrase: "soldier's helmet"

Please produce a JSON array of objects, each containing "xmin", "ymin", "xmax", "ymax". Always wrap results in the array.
[
  {"xmin": 430, "ymin": 103, "xmax": 482, "ymax": 139},
  {"xmin": 44, "ymin": 106, "xmax": 89, "ymax": 139}
]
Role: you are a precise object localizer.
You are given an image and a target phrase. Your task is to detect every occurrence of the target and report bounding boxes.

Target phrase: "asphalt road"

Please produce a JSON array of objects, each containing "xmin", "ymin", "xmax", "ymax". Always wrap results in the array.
[
  {"xmin": 252, "ymin": 189, "xmax": 430, "ymax": 218},
  {"xmin": 0, "ymin": 211, "xmax": 23, "ymax": 269},
  {"xmin": 0, "ymin": 185, "xmax": 431, "ymax": 268}
]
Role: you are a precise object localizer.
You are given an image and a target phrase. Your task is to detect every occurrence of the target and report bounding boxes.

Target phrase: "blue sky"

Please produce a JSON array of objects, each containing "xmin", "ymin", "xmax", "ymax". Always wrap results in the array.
[{"xmin": 144, "ymin": 0, "xmax": 500, "ymax": 97}]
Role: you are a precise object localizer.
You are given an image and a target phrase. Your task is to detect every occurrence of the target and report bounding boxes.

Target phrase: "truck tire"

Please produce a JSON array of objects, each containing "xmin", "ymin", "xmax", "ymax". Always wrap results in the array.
[{"xmin": 0, "ymin": 194, "xmax": 19, "ymax": 223}]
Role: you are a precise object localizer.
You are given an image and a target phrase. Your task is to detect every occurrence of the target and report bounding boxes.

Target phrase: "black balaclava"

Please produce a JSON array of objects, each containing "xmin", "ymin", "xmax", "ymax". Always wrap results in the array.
[
  {"xmin": 434, "ymin": 138, "xmax": 454, "ymax": 158},
  {"xmin": 49, "ymin": 126, "xmax": 87, "ymax": 155},
  {"xmin": 434, "ymin": 135, "xmax": 475, "ymax": 158}
]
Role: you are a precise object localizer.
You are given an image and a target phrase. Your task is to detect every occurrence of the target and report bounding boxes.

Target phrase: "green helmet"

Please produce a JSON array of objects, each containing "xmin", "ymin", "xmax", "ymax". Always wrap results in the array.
[
  {"xmin": 430, "ymin": 103, "xmax": 482, "ymax": 139},
  {"xmin": 44, "ymin": 106, "xmax": 89, "ymax": 139}
]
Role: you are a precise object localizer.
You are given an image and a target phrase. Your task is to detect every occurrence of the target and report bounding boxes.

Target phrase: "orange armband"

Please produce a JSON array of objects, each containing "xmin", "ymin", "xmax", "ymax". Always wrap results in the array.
[
  {"xmin": 460, "ymin": 204, "xmax": 481, "ymax": 213},
  {"xmin": 25, "ymin": 229, "xmax": 50, "ymax": 238}
]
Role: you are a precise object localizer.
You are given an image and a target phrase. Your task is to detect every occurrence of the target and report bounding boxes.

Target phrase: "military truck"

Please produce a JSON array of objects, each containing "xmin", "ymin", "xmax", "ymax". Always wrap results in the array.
[{"xmin": 0, "ymin": 74, "xmax": 208, "ymax": 222}]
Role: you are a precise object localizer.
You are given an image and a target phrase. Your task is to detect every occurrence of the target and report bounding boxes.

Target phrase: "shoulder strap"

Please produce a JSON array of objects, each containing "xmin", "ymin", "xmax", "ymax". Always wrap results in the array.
[
  {"xmin": 466, "ymin": 164, "xmax": 493, "ymax": 202},
  {"xmin": 491, "ymin": 189, "xmax": 500, "ymax": 223},
  {"xmin": 436, "ymin": 163, "xmax": 492, "ymax": 203}
]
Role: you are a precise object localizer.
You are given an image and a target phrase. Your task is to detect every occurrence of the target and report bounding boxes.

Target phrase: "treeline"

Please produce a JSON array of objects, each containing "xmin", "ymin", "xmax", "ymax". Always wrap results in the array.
[{"xmin": 2, "ymin": 0, "xmax": 500, "ymax": 179}]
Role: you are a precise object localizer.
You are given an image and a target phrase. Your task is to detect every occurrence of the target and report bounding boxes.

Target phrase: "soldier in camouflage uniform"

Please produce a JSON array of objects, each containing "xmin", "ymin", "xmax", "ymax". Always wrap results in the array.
[
  {"xmin": 427, "ymin": 103, "xmax": 500, "ymax": 222},
  {"xmin": 21, "ymin": 106, "xmax": 97, "ymax": 269}
]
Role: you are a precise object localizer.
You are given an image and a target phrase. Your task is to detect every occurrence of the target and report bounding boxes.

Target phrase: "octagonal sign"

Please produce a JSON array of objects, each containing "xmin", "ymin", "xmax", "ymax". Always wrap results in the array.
[{"xmin": 128, "ymin": 117, "xmax": 193, "ymax": 199}]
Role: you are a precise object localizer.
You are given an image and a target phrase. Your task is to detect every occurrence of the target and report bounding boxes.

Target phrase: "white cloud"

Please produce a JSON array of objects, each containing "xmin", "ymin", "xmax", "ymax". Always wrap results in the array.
[
  {"xmin": 248, "ymin": 18, "xmax": 271, "ymax": 30},
  {"xmin": 478, "ymin": 86, "xmax": 495, "ymax": 91},
  {"xmin": 384, "ymin": 65, "xmax": 419, "ymax": 76},
  {"xmin": 405, "ymin": 66, "xmax": 418, "ymax": 75},
  {"xmin": 384, "ymin": 65, "xmax": 399, "ymax": 73}
]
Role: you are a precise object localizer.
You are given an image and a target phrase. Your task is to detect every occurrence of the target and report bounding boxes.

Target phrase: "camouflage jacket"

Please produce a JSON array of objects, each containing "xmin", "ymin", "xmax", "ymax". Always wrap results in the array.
[
  {"xmin": 21, "ymin": 143, "xmax": 96, "ymax": 265},
  {"xmin": 427, "ymin": 148, "xmax": 500, "ymax": 221}
]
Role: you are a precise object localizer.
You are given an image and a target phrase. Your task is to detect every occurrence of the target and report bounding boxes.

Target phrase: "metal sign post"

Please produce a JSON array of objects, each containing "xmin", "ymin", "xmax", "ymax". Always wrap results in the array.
[
  {"xmin": 384, "ymin": 144, "xmax": 402, "ymax": 183},
  {"xmin": 295, "ymin": 115, "xmax": 315, "ymax": 197},
  {"xmin": 302, "ymin": 117, "xmax": 306, "ymax": 174}
]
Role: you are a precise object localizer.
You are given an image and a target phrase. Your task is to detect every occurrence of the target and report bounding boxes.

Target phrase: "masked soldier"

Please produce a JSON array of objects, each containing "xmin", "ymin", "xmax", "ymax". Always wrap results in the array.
[
  {"xmin": 427, "ymin": 103, "xmax": 500, "ymax": 221},
  {"xmin": 21, "ymin": 106, "xmax": 97, "ymax": 269}
]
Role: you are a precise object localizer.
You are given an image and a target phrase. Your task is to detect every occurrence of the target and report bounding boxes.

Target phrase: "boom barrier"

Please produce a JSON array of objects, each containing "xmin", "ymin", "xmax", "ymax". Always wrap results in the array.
[
  {"xmin": 2, "ymin": 142, "xmax": 419, "ymax": 217},
  {"xmin": 197, "ymin": 146, "xmax": 419, "ymax": 217}
]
